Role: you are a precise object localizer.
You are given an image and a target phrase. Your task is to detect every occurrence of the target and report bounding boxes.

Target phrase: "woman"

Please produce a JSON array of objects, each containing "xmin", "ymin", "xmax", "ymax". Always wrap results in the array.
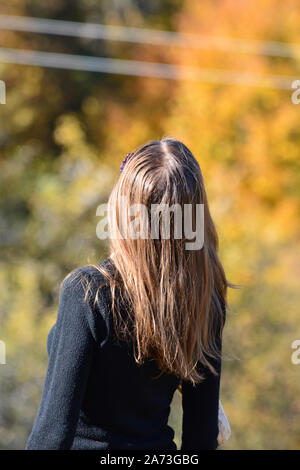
[{"xmin": 26, "ymin": 138, "xmax": 229, "ymax": 450}]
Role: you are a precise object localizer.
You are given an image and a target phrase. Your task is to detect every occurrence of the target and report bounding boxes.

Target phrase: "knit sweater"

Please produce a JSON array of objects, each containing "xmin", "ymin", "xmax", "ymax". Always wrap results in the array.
[{"xmin": 26, "ymin": 259, "xmax": 224, "ymax": 450}]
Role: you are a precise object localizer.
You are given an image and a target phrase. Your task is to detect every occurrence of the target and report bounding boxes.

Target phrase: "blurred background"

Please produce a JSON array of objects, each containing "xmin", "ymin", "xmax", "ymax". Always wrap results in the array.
[{"xmin": 0, "ymin": 0, "xmax": 300, "ymax": 450}]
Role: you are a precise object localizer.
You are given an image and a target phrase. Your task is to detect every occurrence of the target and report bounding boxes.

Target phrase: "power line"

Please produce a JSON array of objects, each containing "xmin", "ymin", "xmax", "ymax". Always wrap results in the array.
[
  {"xmin": 0, "ymin": 47, "xmax": 296, "ymax": 89},
  {"xmin": 0, "ymin": 14, "xmax": 299, "ymax": 59}
]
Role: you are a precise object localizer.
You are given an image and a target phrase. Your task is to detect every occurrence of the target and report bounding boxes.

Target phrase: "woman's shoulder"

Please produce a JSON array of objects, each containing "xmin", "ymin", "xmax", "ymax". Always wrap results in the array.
[
  {"xmin": 58, "ymin": 258, "xmax": 113, "ymax": 344},
  {"xmin": 61, "ymin": 258, "xmax": 113, "ymax": 295}
]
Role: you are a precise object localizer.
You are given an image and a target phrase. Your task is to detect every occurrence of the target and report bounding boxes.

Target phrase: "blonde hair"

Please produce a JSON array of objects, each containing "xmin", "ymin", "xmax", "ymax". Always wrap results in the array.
[{"xmin": 95, "ymin": 138, "xmax": 228, "ymax": 384}]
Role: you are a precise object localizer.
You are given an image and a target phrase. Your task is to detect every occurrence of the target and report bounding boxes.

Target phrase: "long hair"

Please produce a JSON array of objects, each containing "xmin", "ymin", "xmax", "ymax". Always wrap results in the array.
[{"xmin": 95, "ymin": 138, "xmax": 229, "ymax": 384}]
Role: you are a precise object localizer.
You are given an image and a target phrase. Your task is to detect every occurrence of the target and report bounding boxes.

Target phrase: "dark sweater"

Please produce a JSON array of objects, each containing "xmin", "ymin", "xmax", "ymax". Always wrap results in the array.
[{"xmin": 26, "ymin": 259, "xmax": 223, "ymax": 450}]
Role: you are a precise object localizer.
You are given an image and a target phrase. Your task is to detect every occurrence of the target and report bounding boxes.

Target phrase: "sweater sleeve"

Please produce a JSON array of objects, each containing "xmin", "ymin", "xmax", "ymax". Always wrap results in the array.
[
  {"xmin": 26, "ymin": 270, "xmax": 98, "ymax": 450},
  {"xmin": 181, "ymin": 301, "xmax": 225, "ymax": 450}
]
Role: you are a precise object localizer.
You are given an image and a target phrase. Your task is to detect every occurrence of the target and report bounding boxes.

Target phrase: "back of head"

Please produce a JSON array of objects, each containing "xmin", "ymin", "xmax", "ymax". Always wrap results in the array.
[{"xmin": 100, "ymin": 138, "xmax": 228, "ymax": 384}]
